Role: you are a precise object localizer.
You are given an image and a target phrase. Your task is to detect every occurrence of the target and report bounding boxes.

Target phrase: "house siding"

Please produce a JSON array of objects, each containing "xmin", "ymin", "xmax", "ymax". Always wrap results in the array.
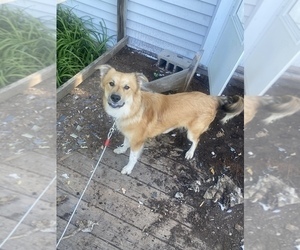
[
  {"xmin": 9, "ymin": 0, "xmax": 56, "ymax": 29},
  {"xmin": 127, "ymin": 0, "xmax": 219, "ymax": 59},
  {"xmin": 62, "ymin": 0, "xmax": 220, "ymax": 64}
]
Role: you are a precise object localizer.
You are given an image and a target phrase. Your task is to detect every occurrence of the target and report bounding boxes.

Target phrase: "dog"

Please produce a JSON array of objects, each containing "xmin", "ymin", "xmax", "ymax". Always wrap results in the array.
[
  {"xmin": 98, "ymin": 65, "xmax": 244, "ymax": 175},
  {"xmin": 244, "ymin": 95, "xmax": 300, "ymax": 125}
]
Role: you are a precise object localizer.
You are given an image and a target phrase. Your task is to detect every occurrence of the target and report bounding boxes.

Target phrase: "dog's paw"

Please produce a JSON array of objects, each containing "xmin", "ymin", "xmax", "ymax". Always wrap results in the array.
[
  {"xmin": 114, "ymin": 146, "xmax": 128, "ymax": 154},
  {"xmin": 121, "ymin": 165, "xmax": 133, "ymax": 175},
  {"xmin": 185, "ymin": 150, "xmax": 194, "ymax": 160}
]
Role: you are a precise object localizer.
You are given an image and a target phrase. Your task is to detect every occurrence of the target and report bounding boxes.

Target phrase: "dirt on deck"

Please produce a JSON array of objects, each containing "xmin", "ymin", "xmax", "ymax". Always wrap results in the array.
[
  {"xmin": 244, "ymin": 102, "xmax": 300, "ymax": 249},
  {"xmin": 57, "ymin": 46, "xmax": 244, "ymax": 249}
]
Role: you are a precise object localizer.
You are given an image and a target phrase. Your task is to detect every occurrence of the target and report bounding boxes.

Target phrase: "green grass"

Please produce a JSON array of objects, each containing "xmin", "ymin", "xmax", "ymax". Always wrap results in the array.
[
  {"xmin": 57, "ymin": 5, "xmax": 112, "ymax": 87},
  {"xmin": 0, "ymin": 5, "xmax": 55, "ymax": 88}
]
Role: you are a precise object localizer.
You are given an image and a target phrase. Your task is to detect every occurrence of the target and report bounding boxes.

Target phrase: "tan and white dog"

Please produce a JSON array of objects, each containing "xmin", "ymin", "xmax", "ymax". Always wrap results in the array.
[{"xmin": 98, "ymin": 65, "xmax": 244, "ymax": 175}]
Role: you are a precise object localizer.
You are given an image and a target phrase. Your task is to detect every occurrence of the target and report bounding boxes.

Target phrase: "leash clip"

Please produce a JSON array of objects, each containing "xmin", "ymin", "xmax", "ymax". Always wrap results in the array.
[{"xmin": 105, "ymin": 122, "xmax": 116, "ymax": 146}]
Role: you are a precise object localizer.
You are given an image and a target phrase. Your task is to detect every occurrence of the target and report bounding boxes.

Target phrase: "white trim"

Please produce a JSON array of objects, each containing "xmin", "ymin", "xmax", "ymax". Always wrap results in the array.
[
  {"xmin": 244, "ymin": 0, "xmax": 286, "ymax": 63},
  {"xmin": 216, "ymin": 51, "xmax": 244, "ymax": 95},
  {"xmin": 258, "ymin": 50, "xmax": 300, "ymax": 95},
  {"xmin": 201, "ymin": 0, "xmax": 235, "ymax": 66},
  {"xmin": 280, "ymin": 0, "xmax": 300, "ymax": 45},
  {"xmin": 231, "ymin": 0, "xmax": 244, "ymax": 43}
]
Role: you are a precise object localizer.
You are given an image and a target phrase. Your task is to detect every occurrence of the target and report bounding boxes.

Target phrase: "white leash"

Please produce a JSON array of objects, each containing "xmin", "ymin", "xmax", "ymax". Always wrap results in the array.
[
  {"xmin": 56, "ymin": 122, "xmax": 116, "ymax": 248},
  {"xmin": 0, "ymin": 175, "xmax": 56, "ymax": 248}
]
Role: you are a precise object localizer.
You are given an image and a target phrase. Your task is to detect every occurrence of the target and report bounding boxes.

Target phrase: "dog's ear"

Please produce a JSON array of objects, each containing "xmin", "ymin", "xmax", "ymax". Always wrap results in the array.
[
  {"xmin": 96, "ymin": 64, "xmax": 113, "ymax": 88},
  {"xmin": 135, "ymin": 73, "xmax": 149, "ymax": 87},
  {"xmin": 97, "ymin": 64, "xmax": 113, "ymax": 76}
]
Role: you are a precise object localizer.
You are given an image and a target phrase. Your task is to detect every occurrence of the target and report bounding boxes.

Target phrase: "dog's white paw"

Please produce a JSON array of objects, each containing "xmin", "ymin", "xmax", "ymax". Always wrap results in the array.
[
  {"xmin": 185, "ymin": 149, "xmax": 194, "ymax": 160},
  {"xmin": 114, "ymin": 146, "xmax": 128, "ymax": 154},
  {"xmin": 121, "ymin": 165, "xmax": 133, "ymax": 175}
]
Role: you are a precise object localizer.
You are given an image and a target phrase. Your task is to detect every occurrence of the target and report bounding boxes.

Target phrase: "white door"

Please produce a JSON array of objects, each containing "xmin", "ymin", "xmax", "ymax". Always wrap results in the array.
[
  {"xmin": 244, "ymin": 0, "xmax": 300, "ymax": 95},
  {"xmin": 206, "ymin": 0, "xmax": 244, "ymax": 95}
]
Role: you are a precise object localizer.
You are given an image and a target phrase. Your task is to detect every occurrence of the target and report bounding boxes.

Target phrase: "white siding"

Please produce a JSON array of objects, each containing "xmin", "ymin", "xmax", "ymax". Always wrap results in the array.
[
  {"xmin": 9, "ymin": 0, "xmax": 56, "ymax": 29},
  {"xmin": 63, "ymin": 0, "xmax": 220, "ymax": 64},
  {"xmin": 127, "ymin": 0, "xmax": 219, "ymax": 59}
]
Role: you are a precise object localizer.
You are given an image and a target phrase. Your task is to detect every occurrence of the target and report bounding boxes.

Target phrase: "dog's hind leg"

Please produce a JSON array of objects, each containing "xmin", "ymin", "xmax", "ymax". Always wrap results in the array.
[
  {"xmin": 185, "ymin": 130, "xmax": 199, "ymax": 159},
  {"xmin": 185, "ymin": 122, "xmax": 210, "ymax": 160},
  {"xmin": 114, "ymin": 136, "xmax": 130, "ymax": 154}
]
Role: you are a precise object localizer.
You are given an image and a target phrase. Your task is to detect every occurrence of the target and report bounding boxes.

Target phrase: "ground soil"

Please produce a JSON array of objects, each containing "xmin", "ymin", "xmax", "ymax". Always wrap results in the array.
[{"xmin": 57, "ymin": 46, "xmax": 244, "ymax": 249}]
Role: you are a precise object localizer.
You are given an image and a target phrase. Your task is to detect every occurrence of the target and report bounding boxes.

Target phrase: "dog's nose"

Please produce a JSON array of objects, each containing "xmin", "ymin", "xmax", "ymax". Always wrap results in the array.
[{"xmin": 111, "ymin": 94, "xmax": 121, "ymax": 103}]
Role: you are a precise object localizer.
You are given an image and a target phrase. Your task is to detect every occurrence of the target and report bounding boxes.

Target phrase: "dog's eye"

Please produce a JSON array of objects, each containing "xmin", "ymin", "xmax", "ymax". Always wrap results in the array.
[
  {"xmin": 124, "ymin": 85, "xmax": 130, "ymax": 90},
  {"xmin": 109, "ymin": 81, "xmax": 115, "ymax": 87}
]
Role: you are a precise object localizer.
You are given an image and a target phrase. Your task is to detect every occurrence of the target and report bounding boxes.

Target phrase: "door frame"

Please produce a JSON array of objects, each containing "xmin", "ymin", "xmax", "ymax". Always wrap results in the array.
[
  {"xmin": 205, "ymin": 0, "xmax": 244, "ymax": 95},
  {"xmin": 244, "ymin": 0, "xmax": 300, "ymax": 95}
]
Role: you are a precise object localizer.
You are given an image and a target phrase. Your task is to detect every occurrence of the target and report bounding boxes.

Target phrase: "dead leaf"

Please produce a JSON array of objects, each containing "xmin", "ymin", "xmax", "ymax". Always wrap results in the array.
[{"xmin": 246, "ymin": 167, "xmax": 253, "ymax": 175}]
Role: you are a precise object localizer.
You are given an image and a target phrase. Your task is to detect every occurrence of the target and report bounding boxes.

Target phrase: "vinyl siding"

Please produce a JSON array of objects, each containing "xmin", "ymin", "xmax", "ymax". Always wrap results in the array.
[
  {"xmin": 127, "ymin": 0, "xmax": 219, "ymax": 58},
  {"xmin": 9, "ymin": 0, "xmax": 56, "ymax": 29},
  {"xmin": 62, "ymin": 0, "xmax": 220, "ymax": 62}
]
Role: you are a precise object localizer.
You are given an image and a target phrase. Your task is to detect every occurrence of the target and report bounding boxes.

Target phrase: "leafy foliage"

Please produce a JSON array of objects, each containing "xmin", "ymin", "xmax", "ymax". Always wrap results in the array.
[
  {"xmin": 0, "ymin": 5, "xmax": 55, "ymax": 87},
  {"xmin": 57, "ymin": 5, "xmax": 112, "ymax": 87}
]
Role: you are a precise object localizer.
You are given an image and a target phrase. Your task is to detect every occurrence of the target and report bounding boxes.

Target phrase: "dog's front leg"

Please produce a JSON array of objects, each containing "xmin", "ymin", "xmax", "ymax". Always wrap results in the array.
[
  {"xmin": 114, "ymin": 136, "xmax": 130, "ymax": 154},
  {"xmin": 121, "ymin": 146, "xmax": 143, "ymax": 175}
]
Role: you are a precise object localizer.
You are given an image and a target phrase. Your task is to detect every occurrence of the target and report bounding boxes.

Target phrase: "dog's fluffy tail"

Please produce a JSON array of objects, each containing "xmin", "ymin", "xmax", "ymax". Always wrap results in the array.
[
  {"xmin": 217, "ymin": 95, "xmax": 244, "ymax": 124},
  {"xmin": 259, "ymin": 95, "xmax": 300, "ymax": 124}
]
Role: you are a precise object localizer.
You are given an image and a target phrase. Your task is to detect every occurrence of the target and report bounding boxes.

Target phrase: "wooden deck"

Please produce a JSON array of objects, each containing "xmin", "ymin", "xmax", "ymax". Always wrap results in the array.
[
  {"xmin": 0, "ymin": 79, "xmax": 56, "ymax": 249},
  {"xmin": 57, "ymin": 149, "xmax": 209, "ymax": 250},
  {"xmin": 56, "ymin": 71, "xmax": 244, "ymax": 249}
]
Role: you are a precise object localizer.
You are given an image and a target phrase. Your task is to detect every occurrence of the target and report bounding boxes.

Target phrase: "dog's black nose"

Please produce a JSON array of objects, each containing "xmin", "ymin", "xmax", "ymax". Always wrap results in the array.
[{"xmin": 111, "ymin": 94, "xmax": 121, "ymax": 103}]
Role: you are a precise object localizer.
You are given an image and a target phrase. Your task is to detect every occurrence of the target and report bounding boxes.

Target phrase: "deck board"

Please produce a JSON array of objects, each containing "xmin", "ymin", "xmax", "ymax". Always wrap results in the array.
[
  {"xmin": 3, "ymin": 151, "xmax": 56, "ymax": 178},
  {"xmin": 57, "ymin": 151, "xmax": 208, "ymax": 249},
  {"xmin": 59, "ymin": 151, "xmax": 196, "ymax": 223},
  {"xmin": 0, "ymin": 79, "xmax": 56, "ymax": 249},
  {"xmin": 57, "ymin": 217, "xmax": 122, "ymax": 250},
  {"xmin": 0, "ymin": 162, "xmax": 55, "ymax": 202},
  {"xmin": 57, "ymin": 190, "xmax": 179, "ymax": 250}
]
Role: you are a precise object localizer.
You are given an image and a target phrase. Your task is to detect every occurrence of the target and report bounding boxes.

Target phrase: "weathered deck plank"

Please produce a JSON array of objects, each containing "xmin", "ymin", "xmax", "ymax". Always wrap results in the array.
[
  {"xmin": 57, "ymin": 217, "xmax": 121, "ymax": 250},
  {"xmin": 57, "ymin": 152, "xmax": 209, "ymax": 249},
  {"xmin": 3, "ymin": 151, "xmax": 56, "ymax": 178},
  {"xmin": 0, "ymin": 163, "xmax": 55, "ymax": 202},
  {"xmin": 0, "ymin": 216, "xmax": 55, "ymax": 250},
  {"xmin": 57, "ymin": 189, "xmax": 179, "ymax": 250},
  {"xmin": 59, "ymin": 150, "xmax": 196, "ymax": 222}
]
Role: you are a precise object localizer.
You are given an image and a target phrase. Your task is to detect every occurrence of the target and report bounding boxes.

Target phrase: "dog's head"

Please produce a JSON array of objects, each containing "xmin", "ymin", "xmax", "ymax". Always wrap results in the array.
[{"xmin": 97, "ymin": 65, "xmax": 148, "ymax": 118}]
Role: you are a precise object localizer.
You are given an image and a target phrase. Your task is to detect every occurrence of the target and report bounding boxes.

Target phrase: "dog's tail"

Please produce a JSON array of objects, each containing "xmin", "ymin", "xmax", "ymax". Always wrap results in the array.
[
  {"xmin": 259, "ymin": 95, "xmax": 300, "ymax": 124},
  {"xmin": 217, "ymin": 95, "xmax": 244, "ymax": 124}
]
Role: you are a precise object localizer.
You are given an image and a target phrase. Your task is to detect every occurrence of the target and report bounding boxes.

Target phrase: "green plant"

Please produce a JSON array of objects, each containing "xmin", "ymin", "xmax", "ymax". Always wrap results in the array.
[
  {"xmin": 0, "ymin": 5, "xmax": 55, "ymax": 87},
  {"xmin": 57, "ymin": 5, "xmax": 111, "ymax": 87}
]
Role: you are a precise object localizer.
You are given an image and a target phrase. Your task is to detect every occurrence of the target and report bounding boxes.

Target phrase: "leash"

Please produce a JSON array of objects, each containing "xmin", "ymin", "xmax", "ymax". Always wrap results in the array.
[
  {"xmin": 56, "ymin": 122, "xmax": 116, "ymax": 248},
  {"xmin": 0, "ymin": 176, "xmax": 56, "ymax": 248}
]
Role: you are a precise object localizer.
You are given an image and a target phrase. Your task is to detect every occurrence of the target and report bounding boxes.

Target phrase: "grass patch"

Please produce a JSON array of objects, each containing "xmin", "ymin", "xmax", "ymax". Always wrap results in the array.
[
  {"xmin": 57, "ymin": 5, "xmax": 112, "ymax": 87},
  {"xmin": 0, "ymin": 5, "xmax": 55, "ymax": 88}
]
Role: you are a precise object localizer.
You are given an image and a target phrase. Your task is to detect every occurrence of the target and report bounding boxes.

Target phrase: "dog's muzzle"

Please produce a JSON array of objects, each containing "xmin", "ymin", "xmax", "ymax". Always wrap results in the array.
[{"xmin": 108, "ymin": 94, "xmax": 125, "ymax": 108}]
